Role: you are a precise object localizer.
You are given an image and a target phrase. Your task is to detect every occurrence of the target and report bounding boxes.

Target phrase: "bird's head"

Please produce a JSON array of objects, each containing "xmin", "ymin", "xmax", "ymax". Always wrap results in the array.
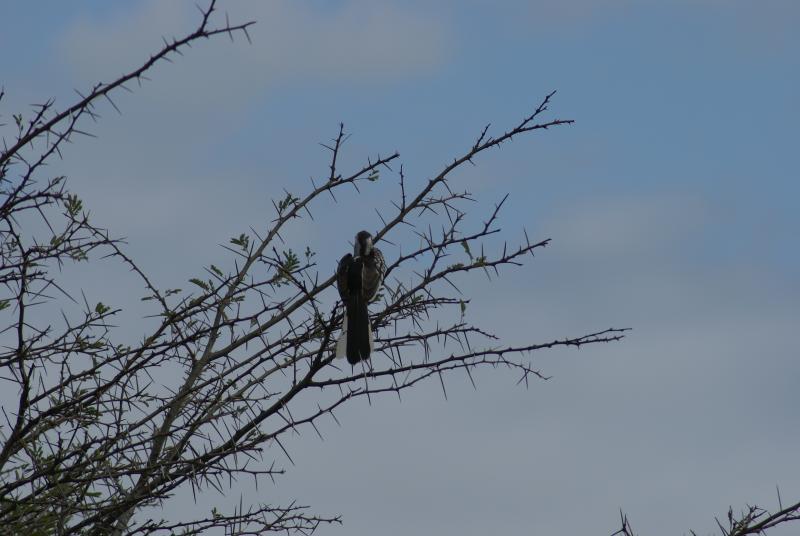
[{"xmin": 354, "ymin": 230, "xmax": 373, "ymax": 257}]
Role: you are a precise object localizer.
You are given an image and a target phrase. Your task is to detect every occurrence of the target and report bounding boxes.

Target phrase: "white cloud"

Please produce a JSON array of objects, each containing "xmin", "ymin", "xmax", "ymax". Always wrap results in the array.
[
  {"xmin": 47, "ymin": 0, "xmax": 450, "ymax": 281},
  {"xmin": 52, "ymin": 1, "xmax": 451, "ymax": 242},
  {"xmin": 60, "ymin": 0, "xmax": 448, "ymax": 97},
  {"xmin": 541, "ymin": 192, "xmax": 708, "ymax": 258}
]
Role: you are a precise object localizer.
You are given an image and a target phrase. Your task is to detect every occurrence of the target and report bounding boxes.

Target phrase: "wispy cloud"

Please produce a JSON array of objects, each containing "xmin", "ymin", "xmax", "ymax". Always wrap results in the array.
[
  {"xmin": 60, "ymin": 0, "xmax": 449, "ymax": 97},
  {"xmin": 544, "ymin": 193, "xmax": 708, "ymax": 259}
]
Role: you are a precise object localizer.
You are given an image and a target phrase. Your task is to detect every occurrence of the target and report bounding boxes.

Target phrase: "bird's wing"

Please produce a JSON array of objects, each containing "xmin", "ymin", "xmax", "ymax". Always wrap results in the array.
[
  {"xmin": 362, "ymin": 247, "xmax": 386, "ymax": 302},
  {"xmin": 336, "ymin": 253, "xmax": 353, "ymax": 303}
]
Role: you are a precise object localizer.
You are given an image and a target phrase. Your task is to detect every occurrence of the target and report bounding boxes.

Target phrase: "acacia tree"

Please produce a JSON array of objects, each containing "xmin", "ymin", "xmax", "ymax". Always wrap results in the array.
[{"xmin": 0, "ymin": 3, "xmax": 797, "ymax": 535}]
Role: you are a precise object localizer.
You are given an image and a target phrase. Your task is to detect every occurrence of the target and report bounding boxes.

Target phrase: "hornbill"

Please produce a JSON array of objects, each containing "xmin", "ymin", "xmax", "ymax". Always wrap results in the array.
[{"xmin": 336, "ymin": 230, "xmax": 386, "ymax": 364}]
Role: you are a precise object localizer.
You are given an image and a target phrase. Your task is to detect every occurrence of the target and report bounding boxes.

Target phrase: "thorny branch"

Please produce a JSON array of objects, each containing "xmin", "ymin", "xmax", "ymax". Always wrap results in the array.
[{"xmin": 612, "ymin": 494, "xmax": 800, "ymax": 536}]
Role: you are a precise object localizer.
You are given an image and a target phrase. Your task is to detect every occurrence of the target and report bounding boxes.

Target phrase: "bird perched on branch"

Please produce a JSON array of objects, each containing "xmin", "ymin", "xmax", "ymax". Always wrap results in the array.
[{"xmin": 336, "ymin": 230, "xmax": 386, "ymax": 364}]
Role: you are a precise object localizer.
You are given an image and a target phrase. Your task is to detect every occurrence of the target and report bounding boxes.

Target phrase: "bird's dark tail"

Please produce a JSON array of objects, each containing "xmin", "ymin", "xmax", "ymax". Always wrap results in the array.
[{"xmin": 345, "ymin": 295, "xmax": 371, "ymax": 364}]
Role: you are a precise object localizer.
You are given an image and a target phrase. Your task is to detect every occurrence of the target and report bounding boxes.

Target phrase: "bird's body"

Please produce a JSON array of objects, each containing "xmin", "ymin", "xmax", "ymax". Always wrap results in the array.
[{"xmin": 336, "ymin": 231, "xmax": 385, "ymax": 364}]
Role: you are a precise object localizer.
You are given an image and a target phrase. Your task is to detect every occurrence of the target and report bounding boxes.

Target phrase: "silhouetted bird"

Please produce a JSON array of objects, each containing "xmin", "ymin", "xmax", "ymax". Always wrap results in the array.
[{"xmin": 335, "ymin": 230, "xmax": 385, "ymax": 364}]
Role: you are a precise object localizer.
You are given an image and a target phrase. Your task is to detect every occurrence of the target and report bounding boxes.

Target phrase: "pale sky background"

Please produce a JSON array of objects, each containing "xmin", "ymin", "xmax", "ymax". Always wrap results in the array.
[{"xmin": 1, "ymin": 1, "xmax": 799, "ymax": 535}]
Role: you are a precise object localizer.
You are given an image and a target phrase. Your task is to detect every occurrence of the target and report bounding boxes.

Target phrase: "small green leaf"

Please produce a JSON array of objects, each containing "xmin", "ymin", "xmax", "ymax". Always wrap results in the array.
[
  {"xmin": 272, "ymin": 249, "xmax": 300, "ymax": 286},
  {"xmin": 69, "ymin": 249, "xmax": 88, "ymax": 262},
  {"xmin": 230, "ymin": 233, "xmax": 250, "ymax": 251},
  {"xmin": 0, "ymin": 300, "xmax": 10, "ymax": 311},
  {"xmin": 210, "ymin": 264, "xmax": 223, "ymax": 277},
  {"xmin": 461, "ymin": 240, "xmax": 473, "ymax": 260},
  {"xmin": 64, "ymin": 194, "xmax": 83, "ymax": 217},
  {"xmin": 94, "ymin": 302, "xmax": 109, "ymax": 315},
  {"xmin": 278, "ymin": 192, "xmax": 299, "ymax": 212},
  {"xmin": 189, "ymin": 278, "xmax": 210, "ymax": 291}
]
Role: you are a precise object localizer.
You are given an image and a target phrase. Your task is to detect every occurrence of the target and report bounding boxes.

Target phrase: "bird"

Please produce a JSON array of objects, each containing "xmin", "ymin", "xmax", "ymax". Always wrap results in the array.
[{"xmin": 335, "ymin": 230, "xmax": 386, "ymax": 364}]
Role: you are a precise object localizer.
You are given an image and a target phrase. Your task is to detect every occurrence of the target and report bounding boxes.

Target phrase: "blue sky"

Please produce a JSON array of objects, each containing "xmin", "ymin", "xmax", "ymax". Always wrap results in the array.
[{"xmin": 2, "ymin": 1, "xmax": 799, "ymax": 534}]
